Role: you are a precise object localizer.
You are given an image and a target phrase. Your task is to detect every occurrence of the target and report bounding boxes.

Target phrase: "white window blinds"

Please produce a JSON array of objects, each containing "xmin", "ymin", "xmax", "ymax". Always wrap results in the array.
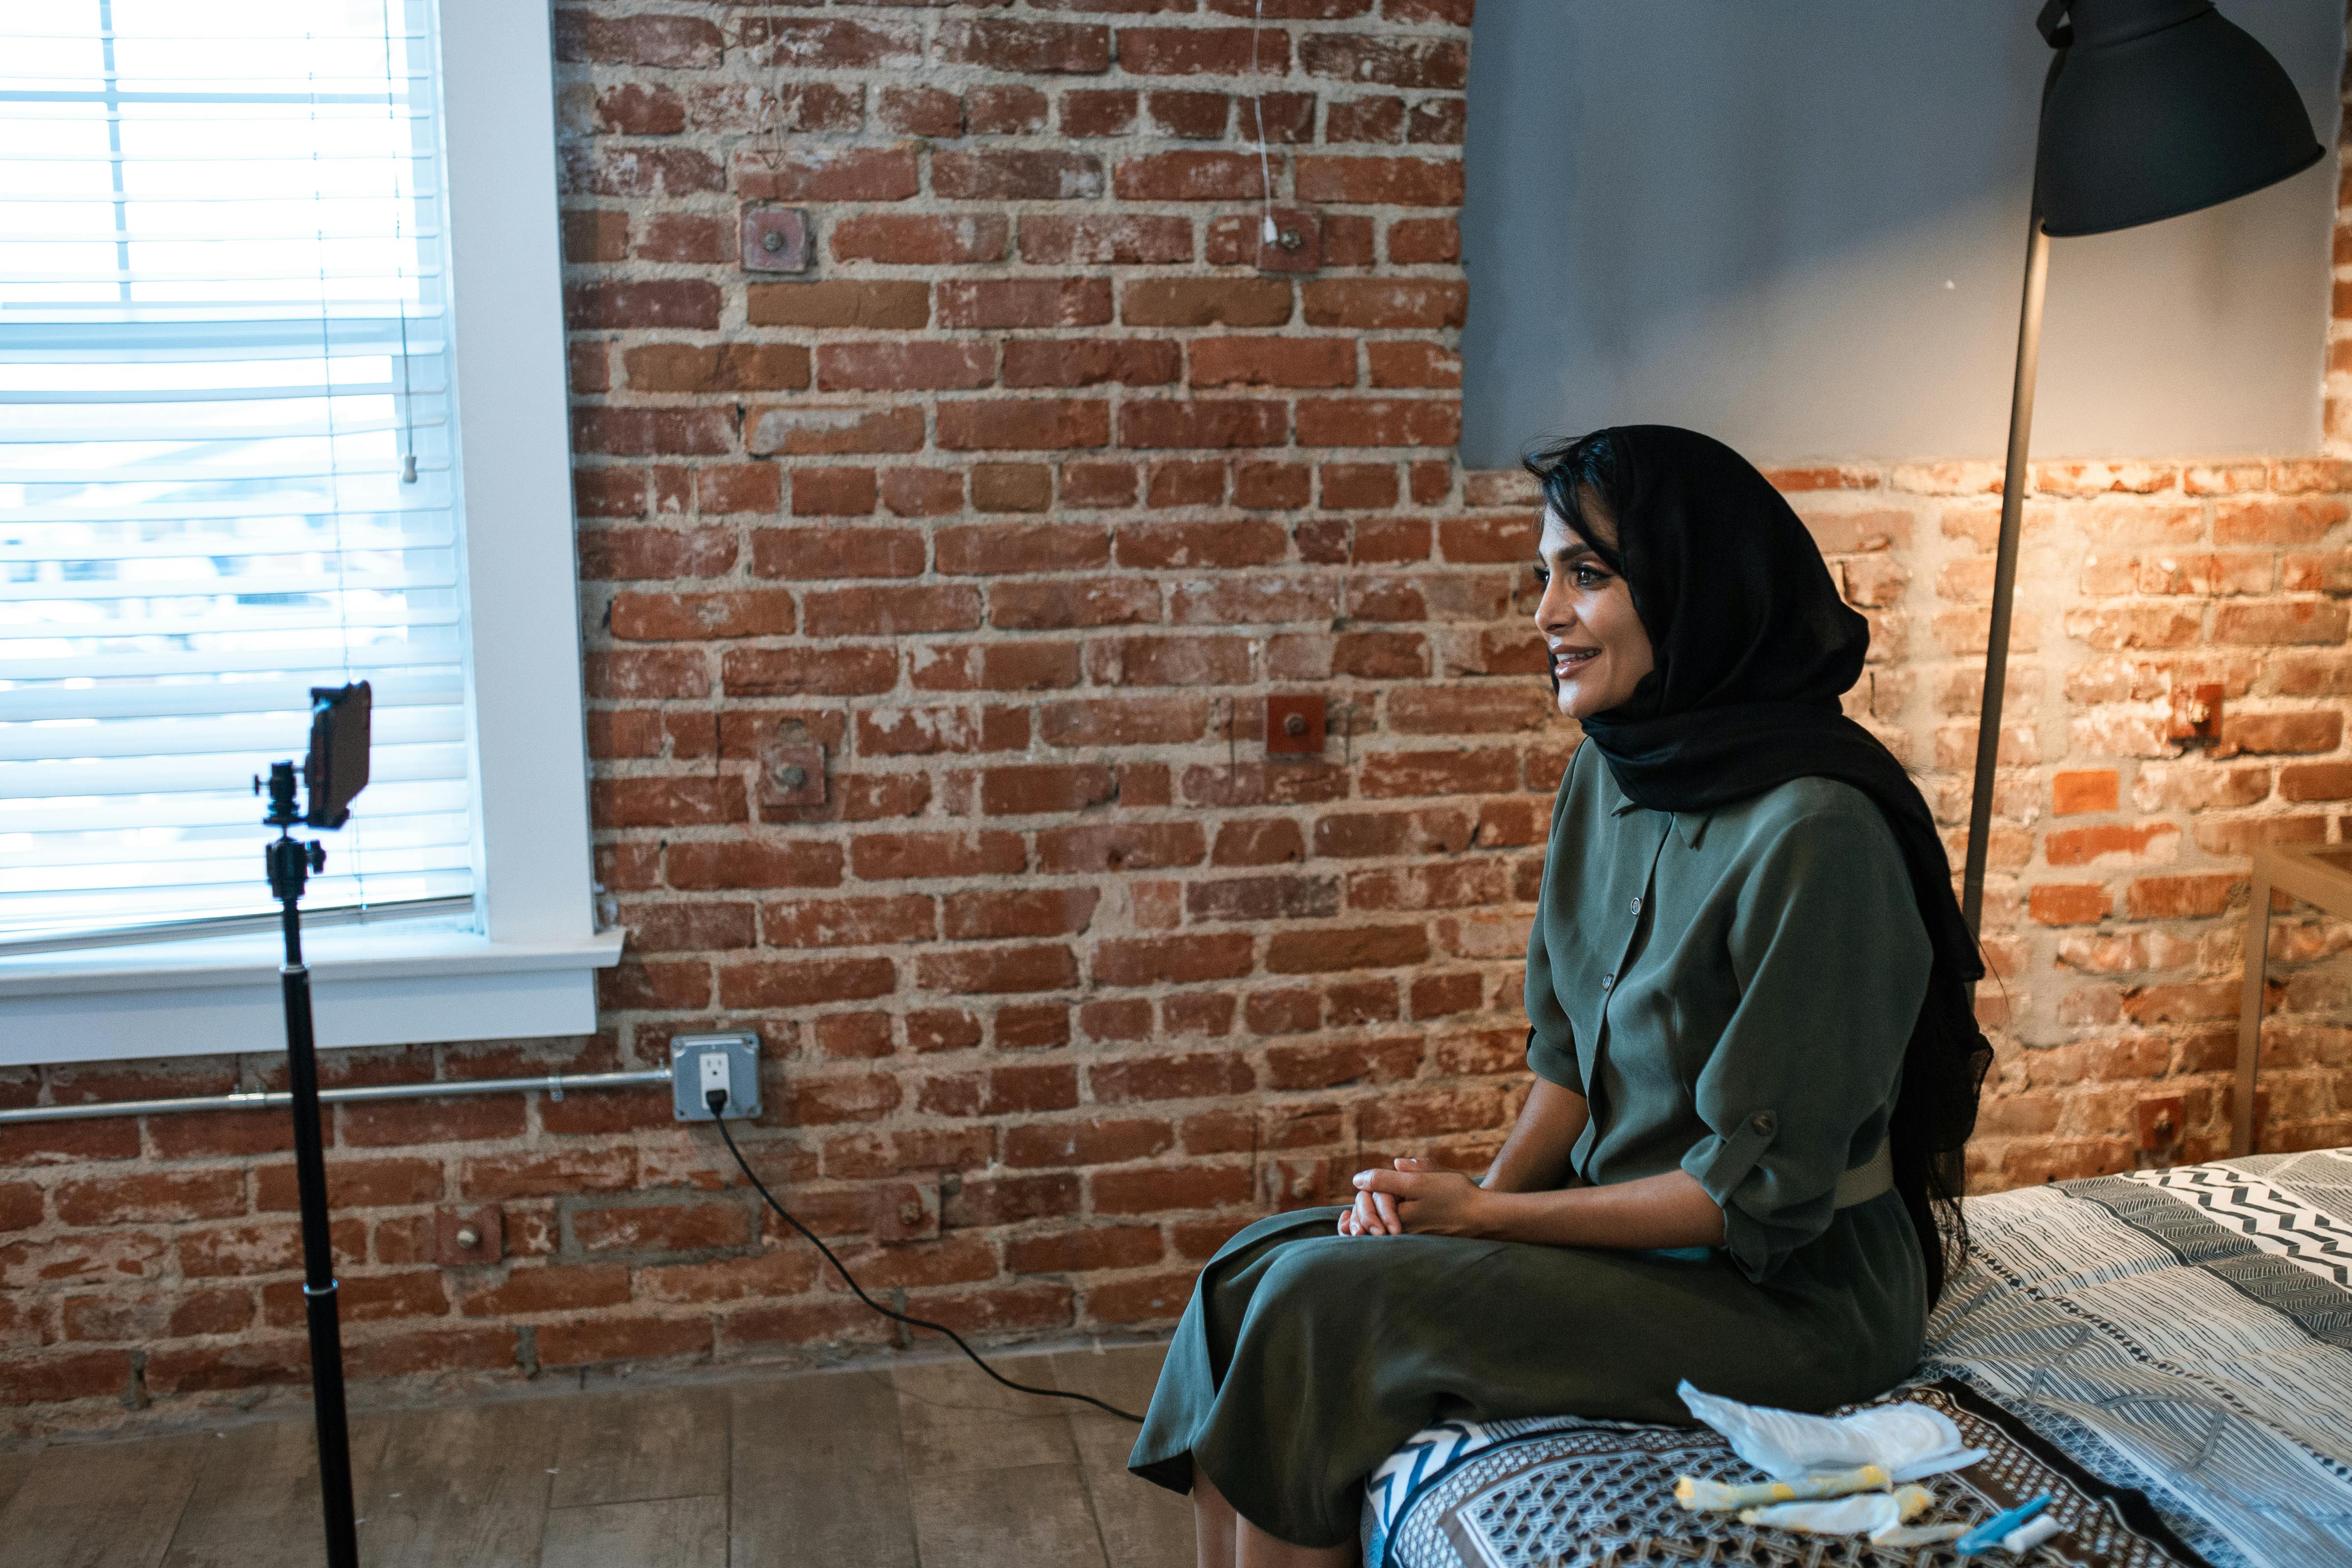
[{"xmin": 0, "ymin": 0, "xmax": 477, "ymax": 947}]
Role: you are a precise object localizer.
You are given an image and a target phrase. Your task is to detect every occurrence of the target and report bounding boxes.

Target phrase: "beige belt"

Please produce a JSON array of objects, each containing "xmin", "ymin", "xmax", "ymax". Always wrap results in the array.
[{"xmin": 1831, "ymin": 1139, "xmax": 1894, "ymax": 1209}]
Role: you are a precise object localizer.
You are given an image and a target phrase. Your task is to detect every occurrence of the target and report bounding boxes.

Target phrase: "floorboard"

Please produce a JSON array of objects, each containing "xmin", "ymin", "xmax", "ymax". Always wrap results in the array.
[
  {"xmin": 548, "ymin": 1387, "xmax": 726, "ymax": 1509},
  {"xmin": 0, "ymin": 1434, "xmax": 205, "ymax": 1568},
  {"xmin": 0, "ymin": 1343, "xmax": 1194, "ymax": 1568},
  {"xmin": 160, "ymin": 1414, "xmax": 389, "ymax": 1568},
  {"xmin": 730, "ymin": 1367, "xmax": 919, "ymax": 1568},
  {"xmin": 906, "ymin": 1460, "xmax": 1109, "ymax": 1568},
  {"xmin": 0, "ymin": 1448, "xmax": 38, "ymax": 1517},
  {"xmin": 356, "ymin": 1398, "xmax": 559, "ymax": 1568},
  {"xmin": 1052, "ymin": 1345, "xmax": 1196, "ymax": 1568},
  {"xmin": 538, "ymin": 1494, "xmax": 726, "ymax": 1568},
  {"xmin": 892, "ymin": 1358, "xmax": 1080, "ymax": 1478}
]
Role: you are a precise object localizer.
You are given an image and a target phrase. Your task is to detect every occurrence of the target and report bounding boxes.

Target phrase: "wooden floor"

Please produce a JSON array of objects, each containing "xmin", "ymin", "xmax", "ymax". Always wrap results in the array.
[{"xmin": 0, "ymin": 1342, "xmax": 1195, "ymax": 1568}]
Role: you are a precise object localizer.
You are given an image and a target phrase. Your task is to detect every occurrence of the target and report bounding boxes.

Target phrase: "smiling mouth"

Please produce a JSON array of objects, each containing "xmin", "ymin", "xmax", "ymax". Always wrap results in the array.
[{"xmin": 1551, "ymin": 646, "xmax": 1600, "ymax": 677}]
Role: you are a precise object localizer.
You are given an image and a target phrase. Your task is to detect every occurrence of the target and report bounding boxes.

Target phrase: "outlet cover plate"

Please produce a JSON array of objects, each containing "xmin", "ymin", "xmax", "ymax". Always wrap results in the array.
[{"xmin": 672, "ymin": 1031, "xmax": 761, "ymax": 1121}]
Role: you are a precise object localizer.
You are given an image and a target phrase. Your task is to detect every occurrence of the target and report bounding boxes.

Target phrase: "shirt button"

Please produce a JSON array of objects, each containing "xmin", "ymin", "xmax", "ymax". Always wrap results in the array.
[
  {"xmin": 1629, "ymin": 896, "xmax": 1642, "ymax": 916},
  {"xmin": 1750, "ymin": 1112, "xmax": 1775, "ymax": 1135},
  {"xmin": 1600, "ymin": 973, "xmax": 1615, "ymax": 991}
]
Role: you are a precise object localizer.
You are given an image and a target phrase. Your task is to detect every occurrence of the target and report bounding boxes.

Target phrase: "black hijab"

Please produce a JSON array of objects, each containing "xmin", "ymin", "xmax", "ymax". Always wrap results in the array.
[{"xmin": 1528, "ymin": 424, "xmax": 1991, "ymax": 1304}]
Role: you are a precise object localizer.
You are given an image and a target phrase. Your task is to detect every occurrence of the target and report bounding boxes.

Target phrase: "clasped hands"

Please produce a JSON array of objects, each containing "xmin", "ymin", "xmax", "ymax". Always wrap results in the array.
[{"xmin": 1336, "ymin": 1157, "xmax": 1489, "ymax": 1238}]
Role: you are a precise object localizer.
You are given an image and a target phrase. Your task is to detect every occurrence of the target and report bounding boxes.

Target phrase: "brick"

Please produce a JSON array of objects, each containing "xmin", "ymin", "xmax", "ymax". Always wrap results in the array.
[
  {"xmin": 935, "ymin": 149, "xmax": 1105, "ymax": 201},
  {"xmin": 564, "ymin": 281, "xmax": 721, "ymax": 332},
  {"xmin": 256, "ymin": 1156, "xmax": 441, "ymax": 1213},
  {"xmin": 816, "ymin": 341, "xmax": 994, "ymax": 393},
  {"xmin": 1007, "ymin": 1226, "xmax": 1163, "ymax": 1275},
  {"xmin": 2044, "ymin": 822, "xmax": 2180, "ymax": 867},
  {"xmin": 1063, "ymin": 88, "xmax": 1139, "ymax": 136},
  {"xmin": 1148, "ymin": 89, "xmax": 1231, "ymax": 138},
  {"xmin": 2053, "ymin": 768, "xmax": 2119, "ymax": 815},
  {"xmin": 874, "ymin": 84, "xmax": 961, "ymax": 136},
  {"xmin": 939, "ymin": 17, "xmax": 1112, "ymax": 73},
  {"xmin": 969, "ymin": 84, "xmax": 1051, "ymax": 133},
  {"xmin": 2214, "ymin": 601, "xmax": 2349, "ymax": 645},
  {"xmin": 610, "ymin": 590, "xmax": 796, "ymax": 641},
  {"xmin": 751, "ymin": 525, "xmax": 925, "ymax": 581},
  {"xmin": 2029, "ymin": 883, "xmax": 2112, "ymax": 926},
  {"xmin": 1301, "ymin": 279, "xmax": 1467, "ymax": 328},
  {"xmin": 1093, "ymin": 933, "xmax": 1254, "ymax": 986},
  {"xmin": 1299, "ymin": 32, "xmax": 1467, "ymax": 87},
  {"xmin": 1019, "ymin": 215, "xmax": 1194, "ymax": 265},
  {"xmin": 1121, "ymin": 280, "xmax": 1294, "ymax": 328},
  {"xmin": 1120, "ymin": 400, "xmax": 1288, "ymax": 448},
  {"xmin": 991, "ymin": 576, "xmax": 1161, "ymax": 630},
  {"xmin": 1148, "ymin": 460, "xmax": 1225, "ymax": 506},
  {"xmin": 2280, "ymin": 761, "xmax": 2352, "ymax": 800},
  {"xmin": 719, "ymin": 956, "xmax": 897, "ymax": 1009},
  {"xmin": 1387, "ymin": 216, "xmax": 1459, "ymax": 263},
  {"xmin": 1003, "ymin": 1118, "xmax": 1175, "ymax": 1168},
  {"xmin": 980, "ymin": 761, "xmax": 1117, "ymax": 813},
  {"xmin": 665, "ymin": 840, "xmax": 844, "ymax": 891},
  {"xmin": 762, "ymin": 895, "xmax": 937, "ymax": 948},
  {"xmin": 538, "ymin": 1313, "xmax": 709, "ymax": 1368},
  {"xmin": 2124, "ymin": 874, "xmax": 2240, "ymax": 919},
  {"xmin": 1112, "ymin": 151, "xmax": 1274, "ymax": 201},
  {"xmin": 2214, "ymin": 497, "xmax": 2349, "ymax": 545},
  {"xmin": 944, "ymin": 887, "xmax": 1102, "ymax": 940},
  {"xmin": 882, "ymin": 468, "xmax": 966, "ymax": 517},
  {"xmin": 624, "ymin": 343, "xmax": 809, "ymax": 394},
  {"xmin": 969, "ymin": 466, "xmax": 1057, "ymax": 514},
  {"xmin": 782, "ymin": 1074, "xmax": 904, "ymax": 1126},
  {"xmin": 746, "ymin": 405, "xmax": 927, "ymax": 457},
  {"xmin": 1296, "ymin": 397, "xmax": 1459, "ymax": 448},
  {"xmin": 1295, "ymin": 155, "xmax": 1463, "ymax": 206},
  {"xmin": 721, "ymin": 647, "xmax": 898, "ymax": 698},
  {"xmin": 2223, "ymin": 710, "xmax": 2342, "ymax": 754},
  {"xmin": 1189, "ymin": 337, "xmax": 1353, "ymax": 387},
  {"xmin": 910, "ymin": 640, "xmax": 1084, "ymax": 692},
  {"xmin": 1327, "ymin": 95, "xmax": 1405, "ymax": 144},
  {"xmin": 1089, "ymin": 1163, "xmax": 1253, "ymax": 1215},
  {"xmin": 581, "ymin": 527, "xmax": 737, "ymax": 582},
  {"xmin": 736, "ymin": 146, "xmax": 921, "ymax": 203},
  {"xmin": 804, "ymin": 583, "xmax": 982, "ymax": 637},
  {"xmin": 851, "ymin": 830, "xmax": 1028, "ymax": 881},
  {"xmin": 1117, "ymin": 27, "xmax": 1287, "ymax": 75},
  {"xmin": 54, "ymin": 1171, "xmax": 245, "ymax": 1227},
  {"xmin": 745, "ymin": 281, "xmax": 929, "ymax": 331},
  {"xmin": 1036, "ymin": 821, "xmax": 1206, "ymax": 871},
  {"xmin": 1003, "ymin": 339, "xmax": 1183, "ymax": 388},
  {"xmin": 917, "ymin": 1067, "xmax": 1080, "ymax": 1119},
  {"xmin": 939, "ymin": 398, "xmax": 1114, "ymax": 451},
  {"xmin": 915, "ymin": 944, "xmax": 1081, "ymax": 994},
  {"xmin": 832, "ymin": 213, "xmax": 1010, "ymax": 265}
]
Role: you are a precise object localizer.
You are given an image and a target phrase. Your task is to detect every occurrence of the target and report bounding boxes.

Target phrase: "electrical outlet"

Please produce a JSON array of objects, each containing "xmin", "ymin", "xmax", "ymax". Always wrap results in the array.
[{"xmin": 672, "ymin": 1032, "xmax": 761, "ymax": 1121}]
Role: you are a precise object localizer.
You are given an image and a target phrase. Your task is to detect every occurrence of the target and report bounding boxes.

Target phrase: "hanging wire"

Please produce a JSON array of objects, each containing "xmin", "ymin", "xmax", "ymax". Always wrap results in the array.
[
  {"xmin": 1250, "ymin": 0, "xmax": 1277, "ymax": 245},
  {"xmin": 380, "ymin": 0, "xmax": 417, "ymax": 485}
]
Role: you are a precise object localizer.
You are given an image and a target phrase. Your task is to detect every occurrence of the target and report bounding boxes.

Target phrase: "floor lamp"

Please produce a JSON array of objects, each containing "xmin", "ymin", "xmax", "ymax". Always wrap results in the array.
[{"xmin": 1959, "ymin": 0, "xmax": 2324, "ymax": 939}]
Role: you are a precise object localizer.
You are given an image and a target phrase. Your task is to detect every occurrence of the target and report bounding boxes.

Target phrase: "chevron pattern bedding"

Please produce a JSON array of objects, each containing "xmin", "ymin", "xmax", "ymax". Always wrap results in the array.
[{"xmin": 1362, "ymin": 1150, "xmax": 2352, "ymax": 1568}]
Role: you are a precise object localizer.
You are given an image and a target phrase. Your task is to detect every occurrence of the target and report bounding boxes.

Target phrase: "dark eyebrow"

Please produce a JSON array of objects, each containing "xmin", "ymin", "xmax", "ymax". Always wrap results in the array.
[{"xmin": 1538, "ymin": 541, "xmax": 1599, "ymax": 568}]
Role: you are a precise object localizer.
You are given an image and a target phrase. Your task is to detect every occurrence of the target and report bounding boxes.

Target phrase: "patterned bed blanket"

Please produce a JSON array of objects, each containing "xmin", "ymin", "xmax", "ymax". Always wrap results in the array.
[{"xmin": 1363, "ymin": 1151, "xmax": 2352, "ymax": 1568}]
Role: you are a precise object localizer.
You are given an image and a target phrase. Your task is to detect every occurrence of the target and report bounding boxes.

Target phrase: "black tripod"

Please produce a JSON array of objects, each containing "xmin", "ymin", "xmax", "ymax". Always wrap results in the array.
[{"xmin": 259, "ymin": 757, "xmax": 359, "ymax": 1568}]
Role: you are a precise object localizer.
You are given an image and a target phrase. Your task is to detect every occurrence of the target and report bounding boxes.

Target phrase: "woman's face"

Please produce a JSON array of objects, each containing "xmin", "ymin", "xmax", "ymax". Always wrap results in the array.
[{"xmin": 1534, "ymin": 497, "xmax": 1655, "ymax": 720}]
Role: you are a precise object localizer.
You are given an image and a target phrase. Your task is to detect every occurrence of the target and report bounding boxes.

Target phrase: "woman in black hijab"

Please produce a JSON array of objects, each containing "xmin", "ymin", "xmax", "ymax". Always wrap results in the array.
[{"xmin": 1130, "ymin": 425, "xmax": 1990, "ymax": 1568}]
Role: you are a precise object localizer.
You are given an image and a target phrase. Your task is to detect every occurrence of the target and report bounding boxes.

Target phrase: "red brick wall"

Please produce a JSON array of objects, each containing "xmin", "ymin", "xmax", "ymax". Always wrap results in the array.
[{"xmin": 2, "ymin": 0, "xmax": 2349, "ymax": 1439}]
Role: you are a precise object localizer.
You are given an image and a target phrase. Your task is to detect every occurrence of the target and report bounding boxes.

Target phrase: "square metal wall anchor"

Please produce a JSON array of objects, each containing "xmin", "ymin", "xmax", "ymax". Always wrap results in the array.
[
  {"xmin": 1266, "ymin": 693, "xmax": 1326, "ymax": 755},
  {"xmin": 759, "ymin": 742, "xmax": 826, "ymax": 810},
  {"xmin": 672, "ymin": 1032, "xmax": 762, "ymax": 1121},
  {"xmin": 741, "ymin": 206, "xmax": 811, "ymax": 273},
  {"xmin": 1255, "ymin": 204, "xmax": 1321, "ymax": 274}
]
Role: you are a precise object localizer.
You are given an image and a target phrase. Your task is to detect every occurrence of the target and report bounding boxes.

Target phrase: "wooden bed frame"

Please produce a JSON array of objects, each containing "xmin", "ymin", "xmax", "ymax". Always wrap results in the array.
[{"xmin": 2235, "ymin": 843, "xmax": 2352, "ymax": 1157}]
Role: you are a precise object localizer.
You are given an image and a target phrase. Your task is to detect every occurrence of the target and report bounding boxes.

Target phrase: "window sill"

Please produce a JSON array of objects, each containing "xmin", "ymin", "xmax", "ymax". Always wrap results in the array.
[{"xmin": 0, "ymin": 918, "xmax": 624, "ymax": 1066}]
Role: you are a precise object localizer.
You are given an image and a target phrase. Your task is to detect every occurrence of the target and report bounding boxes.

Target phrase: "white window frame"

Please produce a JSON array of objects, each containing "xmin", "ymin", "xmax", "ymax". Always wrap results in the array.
[{"xmin": 0, "ymin": 0, "xmax": 618, "ymax": 1066}]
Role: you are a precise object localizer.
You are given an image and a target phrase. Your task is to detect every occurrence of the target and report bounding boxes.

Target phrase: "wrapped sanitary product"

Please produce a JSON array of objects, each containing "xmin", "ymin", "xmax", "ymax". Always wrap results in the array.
[
  {"xmin": 1675, "ymin": 1381, "xmax": 1984, "ymax": 1483},
  {"xmin": 1738, "ymin": 1483, "xmax": 1935, "ymax": 1541}
]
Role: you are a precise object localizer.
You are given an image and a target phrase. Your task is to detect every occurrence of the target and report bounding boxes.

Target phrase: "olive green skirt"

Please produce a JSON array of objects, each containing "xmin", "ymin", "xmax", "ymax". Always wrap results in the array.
[{"xmin": 1127, "ymin": 1197, "xmax": 1925, "ymax": 1548}]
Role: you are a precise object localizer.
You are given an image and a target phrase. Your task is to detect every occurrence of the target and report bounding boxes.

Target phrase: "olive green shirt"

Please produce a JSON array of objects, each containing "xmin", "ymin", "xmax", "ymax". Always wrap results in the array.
[{"xmin": 1526, "ymin": 741, "xmax": 1933, "ymax": 1284}]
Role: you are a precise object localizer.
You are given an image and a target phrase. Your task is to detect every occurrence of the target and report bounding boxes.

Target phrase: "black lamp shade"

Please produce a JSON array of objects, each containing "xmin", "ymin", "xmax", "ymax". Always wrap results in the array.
[{"xmin": 2036, "ymin": 0, "xmax": 2323, "ymax": 237}]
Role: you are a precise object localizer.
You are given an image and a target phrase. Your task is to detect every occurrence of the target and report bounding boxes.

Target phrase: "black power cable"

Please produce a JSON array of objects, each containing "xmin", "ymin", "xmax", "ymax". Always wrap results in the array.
[{"xmin": 707, "ymin": 1093, "xmax": 1145, "ymax": 1424}]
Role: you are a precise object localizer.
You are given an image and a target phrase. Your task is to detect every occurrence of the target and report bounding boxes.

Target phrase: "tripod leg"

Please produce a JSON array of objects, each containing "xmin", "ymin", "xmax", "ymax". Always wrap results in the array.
[{"xmin": 282, "ymin": 937, "xmax": 360, "ymax": 1568}]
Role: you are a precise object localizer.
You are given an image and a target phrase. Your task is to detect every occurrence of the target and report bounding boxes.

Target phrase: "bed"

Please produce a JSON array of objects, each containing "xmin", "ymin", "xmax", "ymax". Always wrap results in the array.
[{"xmin": 1362, "ymin": 1150, "xmax": 2352, "ymax": 1568}]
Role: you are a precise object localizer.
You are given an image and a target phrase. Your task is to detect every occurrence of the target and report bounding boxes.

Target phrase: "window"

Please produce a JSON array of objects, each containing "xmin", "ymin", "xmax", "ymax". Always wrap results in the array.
[
  {"xmin": 1, "ymin": 0, "xmax": 471, "ymax": 948},
  {"xmin": 0, "ymin": 1, "xmax": 612, "ymax": 1063}
]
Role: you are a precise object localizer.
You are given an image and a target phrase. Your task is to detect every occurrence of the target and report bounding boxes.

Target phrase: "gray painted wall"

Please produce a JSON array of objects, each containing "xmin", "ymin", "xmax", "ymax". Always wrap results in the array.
[{"xmin": 1459, "ymin": 1, "xmax": 2344, "ymax": 467}]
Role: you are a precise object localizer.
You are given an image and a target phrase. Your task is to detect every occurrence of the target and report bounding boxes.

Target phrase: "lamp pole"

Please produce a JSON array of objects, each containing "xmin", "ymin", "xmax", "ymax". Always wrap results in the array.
[{"xmin": 1958, "ymin": 207, "xmax": 2052, "ymax": 941}]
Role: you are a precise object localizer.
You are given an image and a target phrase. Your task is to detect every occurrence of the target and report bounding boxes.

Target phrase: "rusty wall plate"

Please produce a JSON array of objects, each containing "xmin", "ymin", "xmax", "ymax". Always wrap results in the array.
[{"xmin": 741, "ymin": 206, "xmax": 810, "ymax": 273}]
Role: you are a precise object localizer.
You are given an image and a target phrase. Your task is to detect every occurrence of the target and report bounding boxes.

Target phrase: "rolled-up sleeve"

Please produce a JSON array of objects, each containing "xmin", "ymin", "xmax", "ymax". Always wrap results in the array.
[{"xmin": 1677, "ymin": 806, "xmax": 1931, "ymax": 1282}]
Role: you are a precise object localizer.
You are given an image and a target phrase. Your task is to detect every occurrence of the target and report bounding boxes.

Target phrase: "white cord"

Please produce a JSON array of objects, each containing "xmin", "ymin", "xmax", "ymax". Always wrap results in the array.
[{"xmin": 1251, "ymin": 0, "xmax": 1276, "ymax": 242}]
